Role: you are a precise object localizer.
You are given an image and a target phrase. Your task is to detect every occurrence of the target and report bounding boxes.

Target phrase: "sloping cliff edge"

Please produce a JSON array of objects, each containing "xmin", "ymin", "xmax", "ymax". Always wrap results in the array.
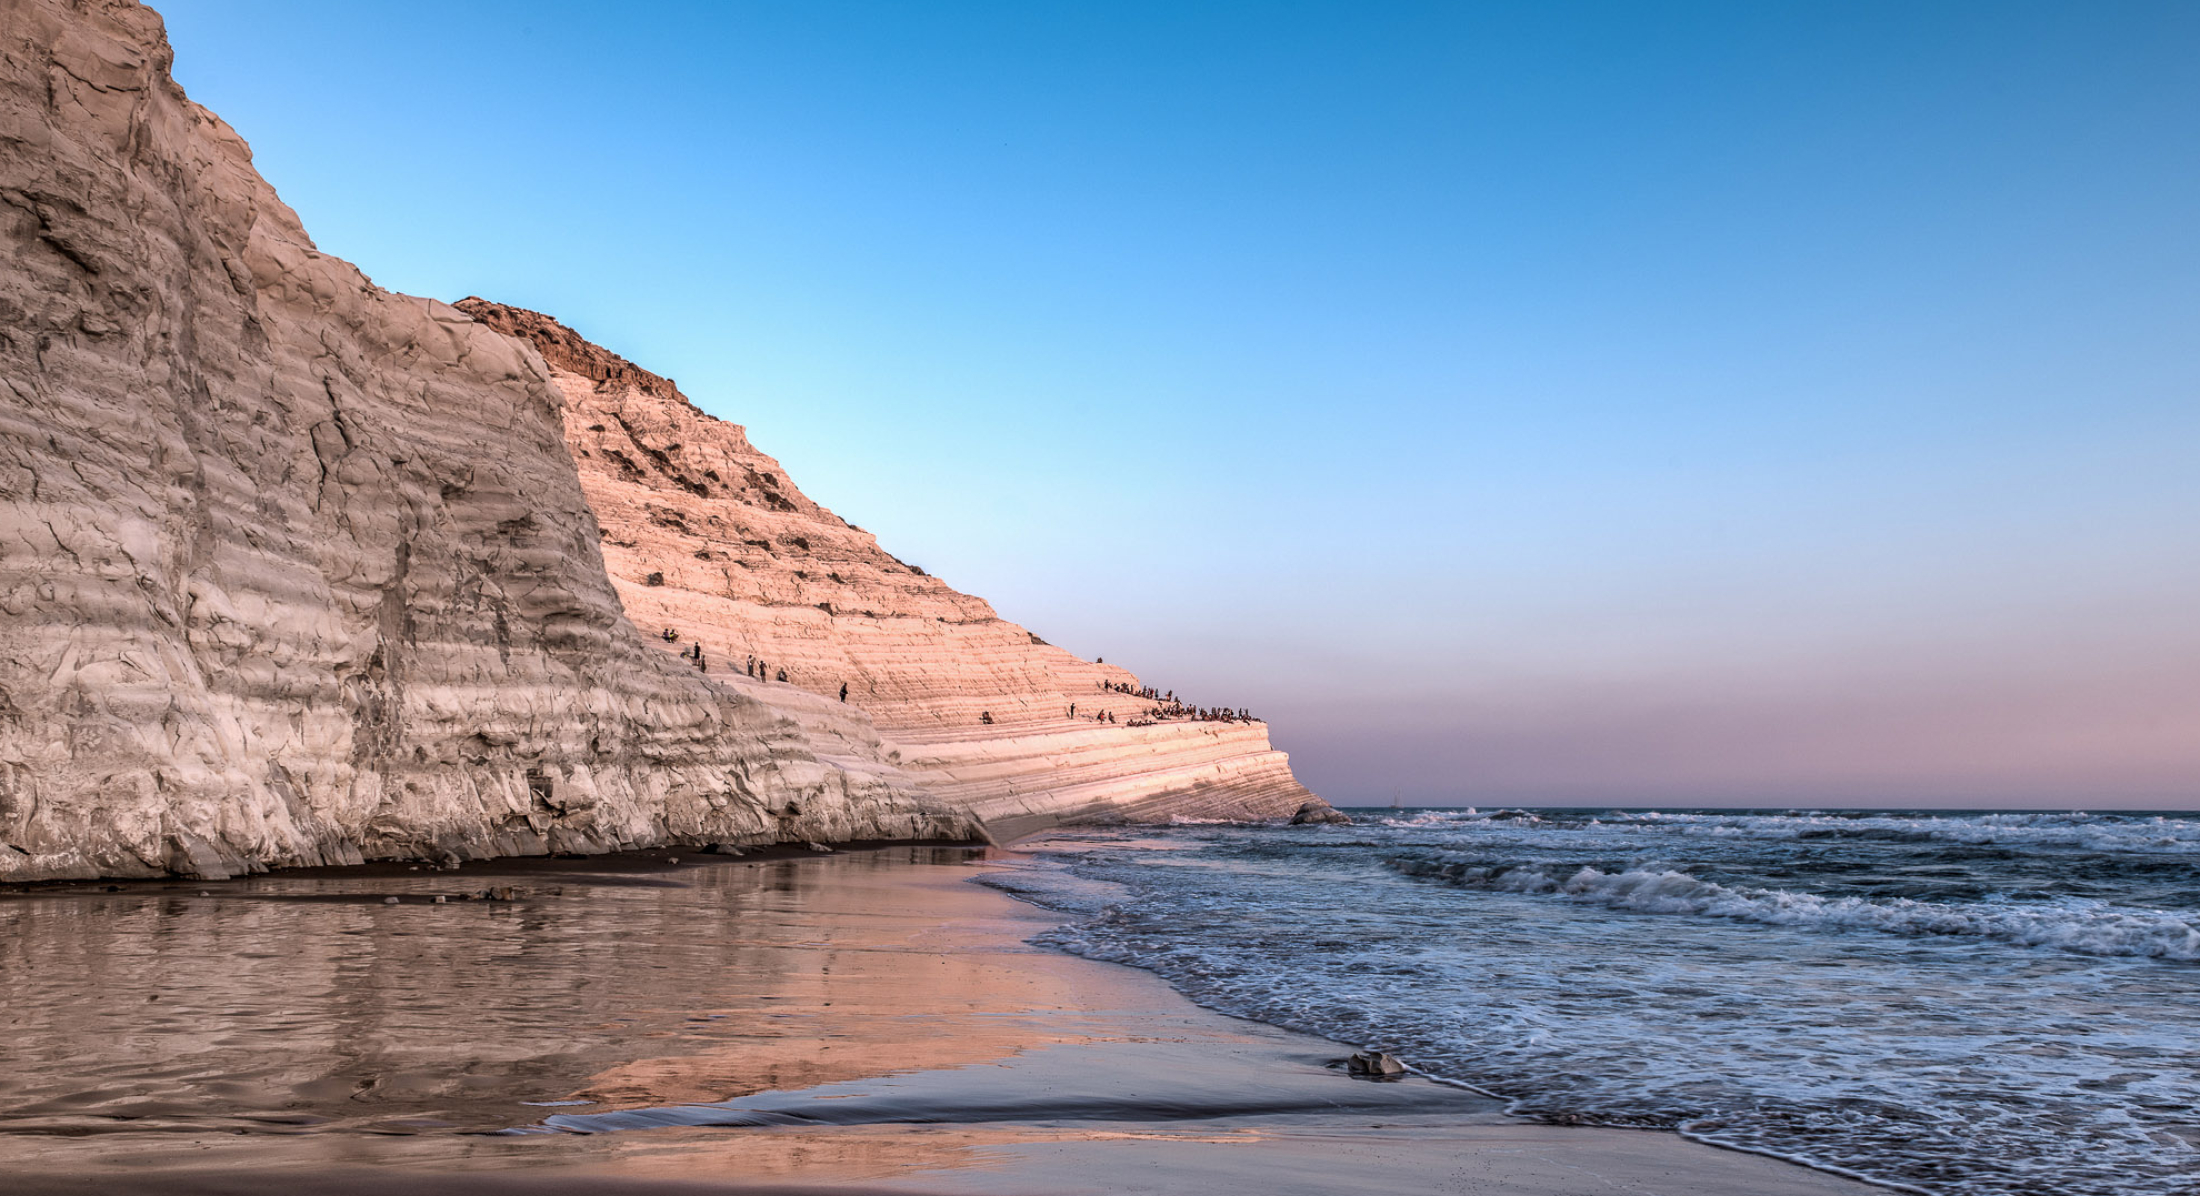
[
  {"xmin": 454, "ymin": 299, "xmax": 1316, "ymax": 843},
  {"xmin": 0, "ymin": 0, "xmax": 1314, "ymax": 882}
]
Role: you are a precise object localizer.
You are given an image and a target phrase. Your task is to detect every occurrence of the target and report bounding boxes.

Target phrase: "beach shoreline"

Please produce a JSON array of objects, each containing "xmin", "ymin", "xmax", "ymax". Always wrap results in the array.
[{"xmin": 1, "ymin": 844, "xmax": 1889, "ymax": 1195}]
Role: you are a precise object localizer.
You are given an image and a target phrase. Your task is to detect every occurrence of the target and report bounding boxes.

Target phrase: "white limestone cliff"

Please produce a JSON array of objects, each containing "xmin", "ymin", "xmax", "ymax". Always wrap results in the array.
[
  {"xmin": 0, "ymin": 0, "xmax": 972, "ymax": 880},
  {"xmin": 0, "ymin": 0, "xmax": 1315, "ymax": 882},
  {"xmin": 455, "ymin": 300, "xmax": 1317, "ymax": 842}
]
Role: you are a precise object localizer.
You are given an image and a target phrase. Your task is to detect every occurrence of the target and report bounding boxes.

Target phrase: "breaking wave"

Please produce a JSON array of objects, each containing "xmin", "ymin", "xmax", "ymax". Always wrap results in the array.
[
  {"xmin": 1387, "ymin": 855, "xmax": 2200, "ymax": 959},
  {"xmin": 1003, "ymin": 808, "xmax": 2200, "ymax": 1196},
  {"xmin": 1606, "ymin": 809, "xmax": 2200, "ymax": 854}
]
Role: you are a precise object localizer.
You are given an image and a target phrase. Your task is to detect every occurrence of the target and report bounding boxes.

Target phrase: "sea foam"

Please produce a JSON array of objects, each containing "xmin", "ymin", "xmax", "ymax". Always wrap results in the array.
[{"xmin": 1387, "ymin": 855, "xmax": 2200, "ymax": 959}]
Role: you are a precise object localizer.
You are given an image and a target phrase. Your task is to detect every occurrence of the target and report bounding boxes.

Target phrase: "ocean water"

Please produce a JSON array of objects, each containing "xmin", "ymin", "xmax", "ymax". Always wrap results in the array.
[{"xmin": 988, "ymin": 809, "xmax": 2200, "ymax": 1196}]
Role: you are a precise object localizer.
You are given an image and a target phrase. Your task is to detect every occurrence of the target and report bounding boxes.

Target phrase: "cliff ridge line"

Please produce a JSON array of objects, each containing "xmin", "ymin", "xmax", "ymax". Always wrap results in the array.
[{"xmin": 451, "ymin": 298, "xmax": 1320, "ymax": 836}]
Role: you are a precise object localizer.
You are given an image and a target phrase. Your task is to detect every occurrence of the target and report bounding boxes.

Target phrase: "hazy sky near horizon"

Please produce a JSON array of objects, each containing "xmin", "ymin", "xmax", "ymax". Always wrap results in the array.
[{"xmin": 154, "ymin": 1, "xmax": 2198, "ymax": 808}]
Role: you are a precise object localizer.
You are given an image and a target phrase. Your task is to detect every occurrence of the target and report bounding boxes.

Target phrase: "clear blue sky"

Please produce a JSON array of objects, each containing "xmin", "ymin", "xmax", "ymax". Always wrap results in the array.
[{"xmin": 154, "ymin": 1, "xmax": 2199, "ymax": 807}]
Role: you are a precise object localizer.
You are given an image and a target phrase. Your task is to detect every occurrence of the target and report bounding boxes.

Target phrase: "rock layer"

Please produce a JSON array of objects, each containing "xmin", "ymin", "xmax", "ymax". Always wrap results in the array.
[
  {"xmin": 454, "ymin": 300, "xmax": 1316, "ymax": 841},
  {"xmin": 0, "ymin": 0, "xmax": 972, "ymax": 880},
  {"xmin": 0, "ymin": 0, "xmax": 1314, "ymax": 882}
]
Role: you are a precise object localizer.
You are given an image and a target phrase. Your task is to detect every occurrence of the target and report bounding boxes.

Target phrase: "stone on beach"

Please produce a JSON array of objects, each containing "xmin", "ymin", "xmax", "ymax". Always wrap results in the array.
[{"xmin": 1347, "ymin": 1051, "xmax": 1407, "ymax": 1078}]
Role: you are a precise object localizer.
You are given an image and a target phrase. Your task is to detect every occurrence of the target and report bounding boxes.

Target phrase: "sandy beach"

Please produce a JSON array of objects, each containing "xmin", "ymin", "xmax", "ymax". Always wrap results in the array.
[{"xmin": 0, "ymin": 846, "xmax": 1889, "ymax": 1195}]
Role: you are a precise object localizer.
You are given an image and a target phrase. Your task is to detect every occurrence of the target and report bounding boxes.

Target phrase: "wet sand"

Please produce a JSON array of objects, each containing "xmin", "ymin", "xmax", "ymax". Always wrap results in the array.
[{"xmin": 0, "ymin": 847, "xmax": 1889, "ymax": 1194}]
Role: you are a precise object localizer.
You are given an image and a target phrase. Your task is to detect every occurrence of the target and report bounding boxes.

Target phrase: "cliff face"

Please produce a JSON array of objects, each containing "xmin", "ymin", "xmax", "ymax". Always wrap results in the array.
[
  {"xmin": 0, "ymin": 0, "xmax": 973, "ymax": 880},
  {"xmin": 0, "ymin": 0, "xmax": 1315, "ymax": 882},
  {"xmin": 454, "ymin": 300, "xmax": 1316, "ymax": 841}
]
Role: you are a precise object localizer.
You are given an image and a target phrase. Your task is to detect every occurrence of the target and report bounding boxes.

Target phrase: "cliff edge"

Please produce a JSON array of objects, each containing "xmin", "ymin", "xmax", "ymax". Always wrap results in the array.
[{"xmin": 456, "ymin": 298, "xmax": 1318, "ymax": 841}]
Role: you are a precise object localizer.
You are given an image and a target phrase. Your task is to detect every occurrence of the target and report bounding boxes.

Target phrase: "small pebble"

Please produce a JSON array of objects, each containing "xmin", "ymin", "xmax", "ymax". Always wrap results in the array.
[
  {"xmin": 383, "ymin": 896, "xmax": 399, "ymax": 905},
  {"xmin": 667, "ymin": 857, "xmax": 679, "ymax": 865},
  {"xmin": 433, "ymin": 895, "xmax": 446, "ymax": 904}
]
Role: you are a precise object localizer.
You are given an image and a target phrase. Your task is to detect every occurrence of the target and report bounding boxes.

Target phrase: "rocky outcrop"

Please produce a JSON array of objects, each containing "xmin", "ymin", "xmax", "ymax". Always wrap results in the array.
[
  {"xmin": 1289, "ymin": 798, "xmax": 1352, "ymax": 826},
  {"xmin": 0, "ymin": 0, "xmax": 1315, "ymax": 882},
  {"xmin": 0, "ymin": 0, "xmax": 974, "ymax": 881},
  {"xmin": 455, "ymin": 299, "xmax": 1318, "ymax": 842}
]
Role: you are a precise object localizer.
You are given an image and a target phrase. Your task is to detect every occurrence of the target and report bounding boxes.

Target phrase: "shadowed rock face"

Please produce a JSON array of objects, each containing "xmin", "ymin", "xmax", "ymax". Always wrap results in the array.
[
  {"xmin": 0, "ymin": 0, "xmax": 972, "ymax": 880},
  {"xmin": 454, "ymin": 300, "xmax": 1317, "ymax": 840},
  {"xmin": 0, "ymin": 0, "xmax": 1312, "ymax": 881}
]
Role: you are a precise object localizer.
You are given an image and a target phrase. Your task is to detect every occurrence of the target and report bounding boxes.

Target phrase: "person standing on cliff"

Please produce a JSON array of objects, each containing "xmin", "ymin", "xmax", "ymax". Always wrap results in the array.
[{"xmin": 839, "ymin": 682, "xmax": 848, "ymax": 702}]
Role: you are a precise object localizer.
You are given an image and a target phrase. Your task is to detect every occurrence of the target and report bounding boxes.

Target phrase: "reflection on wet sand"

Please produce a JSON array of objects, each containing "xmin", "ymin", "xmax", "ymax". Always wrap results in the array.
[
  {"xmin": 1, "ymin": 847, "xmax": 1887, "ymax": 1195},
  {"xmin": 0, "ymin": 848, "xmax": 1176, "ymax": 1136}
]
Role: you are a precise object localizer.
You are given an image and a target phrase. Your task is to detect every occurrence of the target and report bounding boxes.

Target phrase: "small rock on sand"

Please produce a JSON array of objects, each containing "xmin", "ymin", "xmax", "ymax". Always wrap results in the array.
[{"xmin": 1347, "ymin": 1051, "xmax": 1407, "ymax": 1078}]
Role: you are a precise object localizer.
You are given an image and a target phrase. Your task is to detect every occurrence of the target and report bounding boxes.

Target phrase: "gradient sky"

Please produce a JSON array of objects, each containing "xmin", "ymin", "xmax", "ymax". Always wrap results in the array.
[{"xmin": 152, "ymin": 1, "xmax": 2199, "ymax": 808}]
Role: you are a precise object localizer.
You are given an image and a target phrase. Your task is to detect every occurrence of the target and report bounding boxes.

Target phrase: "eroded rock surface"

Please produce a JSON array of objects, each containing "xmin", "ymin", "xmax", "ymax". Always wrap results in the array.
[
  {"xmin": 0, "ymin": 0, "xmax": 972, "ymax": 880},
  {"xmin": 0, "ymin": 0, "xmax": 1315, "ymax": 881},
  {"xmin": 454, "ymin": 300, "xmax": 1317, "ymax": 840}
]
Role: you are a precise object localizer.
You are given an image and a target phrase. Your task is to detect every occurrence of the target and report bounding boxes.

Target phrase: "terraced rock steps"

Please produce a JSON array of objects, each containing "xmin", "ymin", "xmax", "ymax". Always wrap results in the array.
[{"xmin": 455, "ymin": 299, "xmax": 1317, "ymax": 840}]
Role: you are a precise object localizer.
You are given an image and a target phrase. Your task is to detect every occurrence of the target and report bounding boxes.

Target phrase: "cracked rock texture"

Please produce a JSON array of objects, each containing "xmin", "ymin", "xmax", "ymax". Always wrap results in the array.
[
  {"xmin": 456, "ymin": 300, "xmax": 1317, "ymax": 842},
  {"xmin": 0, "ymin": 0, "xmax": 977, "ymax": 881}
]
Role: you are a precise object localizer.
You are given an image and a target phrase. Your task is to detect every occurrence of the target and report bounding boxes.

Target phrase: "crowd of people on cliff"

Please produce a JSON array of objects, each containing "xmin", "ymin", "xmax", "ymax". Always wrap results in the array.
[{"xmin": 1095, "ymin": 679, "xmax": 1257, "ymax": 724}]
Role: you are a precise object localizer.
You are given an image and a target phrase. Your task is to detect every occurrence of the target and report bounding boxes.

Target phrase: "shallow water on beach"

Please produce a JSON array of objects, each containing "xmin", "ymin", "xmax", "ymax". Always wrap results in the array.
[
  {"xmin": 0, "ymin": 847, "xmax": 1019, "ymax": 1138},
  {"xmin": 998, "ymin": 809, "xmax": 2200, "ymax": 1196}
]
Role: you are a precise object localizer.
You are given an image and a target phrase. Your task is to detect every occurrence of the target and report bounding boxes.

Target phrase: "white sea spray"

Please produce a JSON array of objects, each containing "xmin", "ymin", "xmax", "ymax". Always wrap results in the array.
[{"xmin": 1388, "ymin": 857, "xmax": 2200, "ymax": 959}]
